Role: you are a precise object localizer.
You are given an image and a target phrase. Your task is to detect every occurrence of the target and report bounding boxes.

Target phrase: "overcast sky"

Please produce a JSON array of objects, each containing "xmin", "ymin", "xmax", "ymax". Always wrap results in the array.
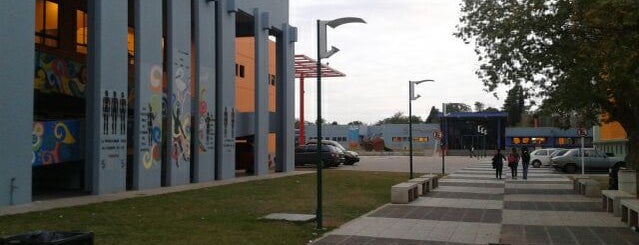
[{"xmin": 289, "ymin": 0, "xmax": 509, "ymax": 125}]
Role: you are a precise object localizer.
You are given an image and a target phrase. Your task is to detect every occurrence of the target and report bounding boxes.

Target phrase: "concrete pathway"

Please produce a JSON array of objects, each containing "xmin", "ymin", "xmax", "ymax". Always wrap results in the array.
[{"xmin": 313, "ymin": 162, "xmax": 639, "ymax": 244}]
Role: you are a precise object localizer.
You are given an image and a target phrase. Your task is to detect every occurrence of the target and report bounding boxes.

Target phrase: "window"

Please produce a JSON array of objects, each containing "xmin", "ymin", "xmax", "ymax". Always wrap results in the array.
[
  {"xmin": 531, "ymin": 137, "xmax": 546, "ymax": 145},
  {"xmin": 239, "ymin": 65, "xmax": 245, "ymax": 78},
  {"xmin": 269, "ymin": 74, "xmax": 276, "ymax": 86},
  {"xmin": 534, "ymin": 150, "xmax": 547, "ymax": 156},
  {"xmin": 512, "ymin": 137, "xmax": 521, "ymax": 144},
  {"xmin": 35, "ymin": 0, "xmax": 59, "ymax": 47},
  {"xmin": 76, "ymin": 10, "xmax": 88, "ymax": 53},
  {"xmin": 522, "ymin": 137, "xmax": 530, "ymax": 144}
]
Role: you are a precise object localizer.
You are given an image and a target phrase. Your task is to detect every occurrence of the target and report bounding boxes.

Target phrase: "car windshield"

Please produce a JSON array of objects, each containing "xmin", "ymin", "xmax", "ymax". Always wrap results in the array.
[{"xmin": 554, "ymin": 149, "xmax": 569, "ymax": 156}]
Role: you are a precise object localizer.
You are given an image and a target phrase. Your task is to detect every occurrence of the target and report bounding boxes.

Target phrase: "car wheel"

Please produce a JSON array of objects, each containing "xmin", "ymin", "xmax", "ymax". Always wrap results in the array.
[
  {"xmin": 564, "ymin": 164, "xmax": 577, "ymax": 174},
  {"xmin": 532, "ymin": 160, "xmax": 542, "ymax": 168}
]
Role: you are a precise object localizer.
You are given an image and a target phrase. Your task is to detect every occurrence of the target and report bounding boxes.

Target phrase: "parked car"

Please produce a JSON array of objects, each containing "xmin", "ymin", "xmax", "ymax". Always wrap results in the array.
[
  {"xmin": 295, "ymin": 144, "xmax": 344, "ymax": 168},
  {"xmin": 306, "ymin": 140, "xmax": 360, "ymax": 165},
  {"xmin": 551, "ymin": 148, "xmax": 625, "ymax": 173},
  {"xmin": 530, "ymin": 148, "xmax": 564, "ymax": 168}
]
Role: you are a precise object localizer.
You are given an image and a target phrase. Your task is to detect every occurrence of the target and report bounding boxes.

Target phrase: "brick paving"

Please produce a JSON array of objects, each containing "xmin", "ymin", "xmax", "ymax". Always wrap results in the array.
[{"xmin": 313, "ymin": 161, "xmax": 639, "ymax": 244}]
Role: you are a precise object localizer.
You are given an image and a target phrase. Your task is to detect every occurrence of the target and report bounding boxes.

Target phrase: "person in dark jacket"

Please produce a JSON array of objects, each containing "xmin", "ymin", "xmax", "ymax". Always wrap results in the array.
[
  {"xmin": 521, "ymin": 146, "xmax": 531, "ymax": 180},
  {"xmin": 508, "ymin": 147, "xmax": 520, "ymax": 179},
  {"xmin": 492, "ymin": 149, "xmax": 506, "ymax": 179}
]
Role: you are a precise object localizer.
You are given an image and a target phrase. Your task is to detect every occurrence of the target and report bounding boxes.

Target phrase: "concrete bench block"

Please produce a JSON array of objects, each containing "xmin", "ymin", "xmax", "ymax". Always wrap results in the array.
[
  {"xmin": 419, "ymin": 174, "xmax": 439, "ymax": 189},
  {"xmin": 391, "ymin": 182, "xmax": 419, "ymax": 204},
  {"xmin": 573, "ymin": 177, "xmax": 589, "ymax": 193},
  {"xmin": 601, "ymin": 190, "xmax": 634, "ymax": 216},
  {"xmin": 578, "ymin": 179, "xmax": 600, "ymax": 197},
  {"xmin": 407, "ymin": 177, "xmax": 431, "ymax": 195},
  {"xmin": 620, "ymin": 199, "xmax": 639, "ymax": 227}
]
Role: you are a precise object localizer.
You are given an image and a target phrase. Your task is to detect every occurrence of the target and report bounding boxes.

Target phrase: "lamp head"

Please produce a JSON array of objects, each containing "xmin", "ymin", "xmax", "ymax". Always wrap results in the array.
[{"xmin": 326, "ymin": 17, "xmax": 367, "ymax": 28}]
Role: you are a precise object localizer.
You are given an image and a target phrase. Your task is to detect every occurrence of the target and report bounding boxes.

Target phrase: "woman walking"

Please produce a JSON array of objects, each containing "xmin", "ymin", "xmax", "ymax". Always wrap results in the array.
[
  {"xmin": 521, "ymin": 146, "xmax": 531, "ymax": 180},
  {"xmin": 492, "ymin": 149, "xmax": 506, "ymax": 179},
  {"xmin": 508, "ymin": 148, "xmax": 520, "ymax": 179}
]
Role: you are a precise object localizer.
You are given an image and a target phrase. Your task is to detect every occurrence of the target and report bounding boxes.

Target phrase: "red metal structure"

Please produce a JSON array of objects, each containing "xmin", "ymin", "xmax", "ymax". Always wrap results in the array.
[{"xmin": 294, "ymin": 54, "xmax": 345, "ymax": 145}]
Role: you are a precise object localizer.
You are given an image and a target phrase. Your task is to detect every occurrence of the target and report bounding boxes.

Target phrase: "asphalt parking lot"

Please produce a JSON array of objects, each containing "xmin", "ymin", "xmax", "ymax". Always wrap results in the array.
[{"xmin": 335, "ymin": 155, "xmax": 487, "ymax": 174}]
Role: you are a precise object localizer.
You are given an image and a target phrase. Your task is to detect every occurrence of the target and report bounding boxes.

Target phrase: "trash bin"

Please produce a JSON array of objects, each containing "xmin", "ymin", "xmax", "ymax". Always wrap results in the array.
[{"xmin": 0, "ymin": 231, "xmax": 93, "ymax": 245}]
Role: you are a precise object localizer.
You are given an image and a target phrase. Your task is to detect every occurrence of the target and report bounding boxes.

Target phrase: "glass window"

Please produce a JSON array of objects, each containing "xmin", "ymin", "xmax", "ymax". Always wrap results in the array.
[
  {"xmin": 531, "ymin": 137, "xmax": 546, "ymax": 144},
  {"xmin": 36, "ymin": 0, "xmax": 59, "ymax": 47},
  {"xmin": 239, "ymin": 65, "xmax": 245, "ymax": 78},
  {"xmin": 522, "ymin": 138, "xmax": 530, "ymax": 144},
  {"xmin": 269, "ymin": 74, "xmax": 276, "ymax": 86},
  {"xmin": 512, "ymin": 138, "xmax": 521, "ymax": 144},
  {"xmin": 76, "ymin": 10, "xmax": 88, "ymax": 53},
  {"xmin": 534, "ymin": 150, "xmax": 547, "ymax": 156}
]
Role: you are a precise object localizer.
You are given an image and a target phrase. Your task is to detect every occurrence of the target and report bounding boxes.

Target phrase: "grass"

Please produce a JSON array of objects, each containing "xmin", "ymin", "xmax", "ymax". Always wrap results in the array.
[{"xmin": 0, "ymin": 170, "xmax": 410, "ymax": 244}]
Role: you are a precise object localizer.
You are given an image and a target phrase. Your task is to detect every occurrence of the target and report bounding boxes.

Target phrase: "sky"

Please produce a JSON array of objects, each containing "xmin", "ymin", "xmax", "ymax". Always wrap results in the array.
[{"xmin": 289, "ymin": 0, "xmax": 508, "ymax": 125}]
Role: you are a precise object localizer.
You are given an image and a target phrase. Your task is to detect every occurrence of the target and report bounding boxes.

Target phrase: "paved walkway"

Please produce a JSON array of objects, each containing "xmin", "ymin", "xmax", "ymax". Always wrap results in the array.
[{"xmin": 314, "ymin": 162, "xmax": 639, "ymax": 244}]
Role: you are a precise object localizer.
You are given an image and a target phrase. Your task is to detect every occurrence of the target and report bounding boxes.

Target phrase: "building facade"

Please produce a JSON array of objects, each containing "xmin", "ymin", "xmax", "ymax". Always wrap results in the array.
[
  {"xmin": 593, "ymin": 115, "xmax": 628, "ymax": 158},
  {"xmin": 505, "ymin": 127, "xmax": 593, "ymax": 149},
  {"xmin": 0, "ymin": 0, "xmax": 297, "ymax": 206}
]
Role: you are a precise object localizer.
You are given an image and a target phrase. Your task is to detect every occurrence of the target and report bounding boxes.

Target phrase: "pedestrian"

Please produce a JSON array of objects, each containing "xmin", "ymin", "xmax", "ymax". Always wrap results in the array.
[
  {"xmin": 508, "ymin": 147, "xmax": 520, "ymax": 179},
  {"xmin": 521, "ymin": 146, "xmax": 531, "ymax": 180},
  {"xmin": 492, "ymin": 149, "xmax": 506, "ymax": 179}
]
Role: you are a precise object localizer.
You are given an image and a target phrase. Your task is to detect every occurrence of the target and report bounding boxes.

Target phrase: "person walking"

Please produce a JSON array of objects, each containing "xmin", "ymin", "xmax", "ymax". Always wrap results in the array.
[
  {"xmin": 521, "ymin": 146, "xmax": 531, "ymax": 180},
  {"xmin": 492, "ymin": 149, "xmax": 506, "ymax": 179},
  {"xmin": 508, "ymin": 147, "xmax": 520, "ymax": 179}
]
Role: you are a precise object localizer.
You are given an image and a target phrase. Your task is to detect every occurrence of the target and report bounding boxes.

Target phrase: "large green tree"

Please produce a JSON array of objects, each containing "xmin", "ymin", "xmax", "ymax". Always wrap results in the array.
[
  {"xmin": 456, "ymin": 0, "xmax": 639, "ymax": 192},
  {"xmin": 445, "ymin": 103, "xmax": 472, "ymax": 113},
  {"xmin": 426, "ymin": 106, "xmax": 441, "ymax": 123},
  {"xmin": 376, "ymin": 112, "xmax": 423, "ymax": 125},
  {"xmin": 502, "ymin": 84, "xmax": 526, "ymax": 126}
]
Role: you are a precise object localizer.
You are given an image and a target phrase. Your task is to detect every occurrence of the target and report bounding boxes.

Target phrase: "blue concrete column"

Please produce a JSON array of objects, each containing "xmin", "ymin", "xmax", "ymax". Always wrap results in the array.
[
  {"xmin": 0, "ymin": 0, "xmax": 35, "ymax": 206},
  {"xmin": 87, "ymin": 0, "xmax": 128, "ymax": 195},
  {"xmin": 165, "ymin": 0, "xmax": 192, "ymax": 186},
  {"xmin": 275, "ymin": 24, "xmax": 296, "ymax": 172},
  {"xmin": 254, "ymin": 9, "xmax": 270, "ymax": 175},
  {"xmin": 132, "ymin": 0, "xmax": 163, "ymax": 190},
  {"xmin": 215, "ymin": 0, "xmax": 237, "ymax": 180},
  {"xmin": 192, "ymin": 0, "xmax": 217, "ymax": 182}
]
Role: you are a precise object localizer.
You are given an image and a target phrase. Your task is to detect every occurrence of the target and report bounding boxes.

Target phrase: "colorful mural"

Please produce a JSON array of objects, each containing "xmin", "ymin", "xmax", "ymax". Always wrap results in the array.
[
  {"xmin": 32, "ymin": 120, "xmax": 83, "ymax": 166},
  {"xmin": 171, "ymin": 63, "xmax": 191, "ymax": 166},
  {"xmin": 34, "ymin": 52, "xmax": 87, "ymax": 98},
  {"xmin": 145, "ymin": 65, "xmax": 163, "ymax": 169},
  {"xmin": 348, "ymin": 127, "xmax": 360, "ymax": 150},
  {"xmin": 198, "ymin": 86, "xmax": 215, "ymax": 153}
]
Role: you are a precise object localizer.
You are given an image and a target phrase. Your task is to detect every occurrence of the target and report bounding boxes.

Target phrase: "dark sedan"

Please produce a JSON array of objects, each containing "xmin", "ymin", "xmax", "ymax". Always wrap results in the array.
[{"xmin": 295, "ymin": 144, "xmax": 344, "ymax": 168}]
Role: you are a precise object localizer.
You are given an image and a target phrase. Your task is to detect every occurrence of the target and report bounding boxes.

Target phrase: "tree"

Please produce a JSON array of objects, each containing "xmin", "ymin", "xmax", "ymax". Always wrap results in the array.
[
  {"xmin": 484, "ymin": 107, "xmax": 500, "ymax": 113},
  {"xmin": 376, "ymin": 111, "xmax": 423, "ymax": 125},
  {"xmin": 445, "ymin": 103, "xmax": 472, "ymax": 113},
  {"xmin": 347, "ymin": 121, "xmax": 364, "ymax": 125},
  {"xmin": 331, "ymin": 121, "xmax": 338, "ymax": 125},
  {"xmin": 502, "ymin": 85, "xmax": 525, "ymax": 126},
  {"xmin": 456, "ymin": 0, "xmax": 639, "ymax": 194},
  {"xmin": 425, "ymin": 106, "xmax": 441, "ymax": 123},
  {"xmin": 474, "ymin": 101, "xmax": 485, "ymax": 112}
]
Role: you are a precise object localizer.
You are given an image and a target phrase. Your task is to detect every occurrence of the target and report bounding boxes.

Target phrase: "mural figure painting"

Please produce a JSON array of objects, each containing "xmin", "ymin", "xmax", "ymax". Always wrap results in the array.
[
  {"xmin": 231, "ymin": 108, "xmax": 235, "ymax": 138},
  {"xmin": 224, "ymin": 106, "xmax": 228, "ymax": 138},
  {"xmin": 103, "ymin": 90, "xmax": 110, "ymax": 135},
  {"xmin": 147, "ymin": 103, "xmax": 155, "ymax": 146},
  {"xmin": 111, "ymin": 91, "xmax": 119, "ymax": 135},
  {"xmin": 205, "ymin": 112, "xmax": 212, "ymax": 144},
  {"xmin": 119, "ymin": 92, "xmax": 127, "ymax": 135}
]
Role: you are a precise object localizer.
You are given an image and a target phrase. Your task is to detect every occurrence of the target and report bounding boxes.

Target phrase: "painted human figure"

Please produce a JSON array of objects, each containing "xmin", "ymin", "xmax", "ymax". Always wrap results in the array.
[
  {"xmin": 231, "ymin": 108, "xmax": 235, "ymax": 138},
  {"xmin": 147, "ymin": 103, "xmax": 155, "ymax": 146},
  {"xmin": 119, "ymin": 92, "xmax": 127, "ymax": 135},
  {"xmin": 223, "ymin": 107, "xmax": 228, "ymax": 138},
  {"xmin": 103, "ymin": 90, "xmax": 110, "ymax": 134},
  {"xmin": 205, "ymin": 112, "xmax": 212, "ymax": 144},
  {"xmin": 111, "ymin": 91, "xmax": 119, "ymax": 134}
]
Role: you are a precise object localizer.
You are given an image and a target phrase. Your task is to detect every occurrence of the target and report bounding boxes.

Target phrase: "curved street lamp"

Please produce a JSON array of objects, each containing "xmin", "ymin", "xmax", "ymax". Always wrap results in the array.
[
  {"xmin": 316, "ymin": 17, "xmax": 366, "ymax": 230},
  {"xmin": 409, "ymin": 79, "xmax": 434, "ymax": 179}
]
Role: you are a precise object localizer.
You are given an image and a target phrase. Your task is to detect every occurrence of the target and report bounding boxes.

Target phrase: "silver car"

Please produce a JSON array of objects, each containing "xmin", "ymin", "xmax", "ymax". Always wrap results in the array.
[
  {"xmin": 530, "ymin": 148, "xmax": 563, "ymax": 168},
  {"xmin": 551, "ymin": 148, "xmax": 625, "ymax": 173}
]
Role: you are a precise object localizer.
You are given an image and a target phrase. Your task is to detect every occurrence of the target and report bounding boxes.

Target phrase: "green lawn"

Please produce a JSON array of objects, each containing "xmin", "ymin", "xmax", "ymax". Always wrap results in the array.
[{"xmin": 0, "ymin": 170, "xmax": 412, "ymax": 244}]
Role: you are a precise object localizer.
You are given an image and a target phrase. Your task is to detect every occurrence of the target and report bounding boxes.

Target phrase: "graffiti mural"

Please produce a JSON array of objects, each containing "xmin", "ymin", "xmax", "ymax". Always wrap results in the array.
[
  {"xmin": 138, "ymin": 65, "xmax": 163, "ymax": 170},
  {"xmin": 170, "ymin": 51, "xmax": 191, "ymax": 167},
  {"xmin": 34, "ymin": 52, "xmax": 87, "ymax": 98},
  {"xmin": 198, "ymin": 85, "xmax": 215, "ymax": 153},
  {"xmin": 32, "ymin": 120, "xmax": 83, "ymax": 166}
]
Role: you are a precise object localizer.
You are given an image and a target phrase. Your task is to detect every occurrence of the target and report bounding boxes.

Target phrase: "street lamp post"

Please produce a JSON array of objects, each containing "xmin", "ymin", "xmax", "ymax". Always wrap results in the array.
[
  {"xmin": 316, "ymin": 17, "xmax": 366, "ymax": 230},
  {"xmin": 409, "ymin": 79, "xmax": 434, "ymax": 179}
]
